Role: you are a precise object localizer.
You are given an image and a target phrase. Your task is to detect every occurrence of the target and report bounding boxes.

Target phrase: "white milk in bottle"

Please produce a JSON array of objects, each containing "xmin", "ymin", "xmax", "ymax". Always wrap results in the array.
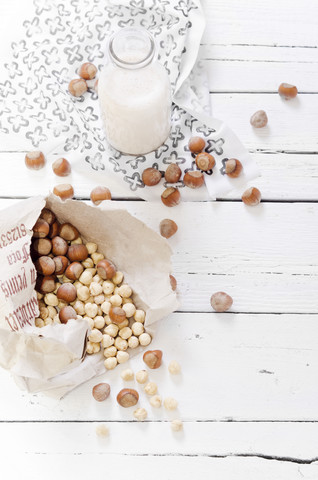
[{"xmin": 98, "ymin": 27, "xmax": 171, "ymax": 155}]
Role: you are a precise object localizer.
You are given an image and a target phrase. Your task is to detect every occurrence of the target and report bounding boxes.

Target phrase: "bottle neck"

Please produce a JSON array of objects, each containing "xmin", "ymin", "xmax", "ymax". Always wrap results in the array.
[{"xmin": 108, "ymin": 27, "xmax": 155, "ymax": 70}]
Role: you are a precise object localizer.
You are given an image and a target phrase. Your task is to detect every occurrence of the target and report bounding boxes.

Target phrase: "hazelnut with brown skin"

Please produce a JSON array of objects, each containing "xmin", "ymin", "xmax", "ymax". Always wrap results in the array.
[
  {"xmin": 59, "ymin": 305, "xmax": 77, "ymax": 324},
  {"xmin": 109, "ymin": 306, "xmax": 126, "ymax": 325},
  {"xmin": 52, "ymin": 158, "xmax": 71, "ymax": 177},
  {"xmin": 40, "ymin": 208, "xmax": 56, "ymax": 225},
  {"xmin": 57, "ymin": 283, "xmax": 77, "ymax": 303},
  {"xmin": 225, "ymin": 158, "xmax": 243, "ymax": 178},
  {"xmin": 36, "ymin": 275, "xmax": 56, "ymax": 294},
  {"xmin": 53, "ymin": 184, "xmax": 74, "ymax": 200},
  {"xmin": 278, "ymin": 83, "xmax": 298, "ymax": 100},
  {"xmin": 32, "ymin": 238, "xmax": 52, "ymax": 256},
  {"xmin": 25, "ymin": 151, "xmax": 46, "ymax": 170},
  {"xmin": 117, "ymin": 388, "xmax": 139, "ymax": 407},
  {"xmin": 142, "ymin": 168, "xmax": 162, "ymax": 186},
  {"xmin": 143, "ymin": 350, "xmax": 163, "ymax": 369},
  {"xmin": 183, "ymin": 171, "xmax": 204, "ymax": 189},
  {"xmin": 195, "ymin": 152, "xmax": 215, "ymax": 171},
  {"xmin": 68, "ymin": 78, "xmax": 88, "ymax": 97},
  {"xmin": 33, "ymin": 219, "xmax": 50, "ymax": 238},
  {"xmin": 169, "ymin": 274, "xmax": 177, "ymax": 291},
  {"xmin": 161, "ymin": 187, "xmax": 180, "ymax": 207},
  {"xmin": 210, "ymin": 292, "xmax": 233, "ymax": 312},
  {"xmin": 97, "ymin": 259, "xmax": 116, "ymax": 279},
  {"xmin": 165, "ymin": 164, "xmax": 181, "ymax": 183},
  {"xmin": 79, "ymin": 62, "xmax": 97, "ymax": 80},
  {"xmin": 90, "ymin": 186, "xmax": 111, "ymax": 205},
  {"xmin": 242, "ymin": 187, "xmax": 261, "ymax": 206},
  {"xmin": 53, "ymin": 256, "xmax": 69, "ymax": 275},
  {"xmin": 49, "ymin": 221, "xmax": 60, "ymax": 239},
  {"xmin": 188, "ymin": 136, "xmax": 205, "ymax": 154},
  {"xmin": 92, "ymin": 383, "xmax": 111, "ymax": 402},
  {"xmin": 65, "ymin": 262, "xmax": 84, "ymax": 280},
  {"xmin": 35, "ymin": 256, "xmax": 56, "ymax": 276},
  {"xmin": 159, "ymin": 219, "xmax": 178, "ymax": 239},
  {"xmin": 59, "ymin": 223, "xmax": 79, "ymax": 241},
  {"xmin": 67, "ymin": 244, "xmax": 88, "ymax": 262},
  {"xmin": 52, "ymin": 236, "xmax": 68, "ymax": 256},
  {"xmin": 250, "ymin": 110, "xmax": 268, "ymax": 128}
]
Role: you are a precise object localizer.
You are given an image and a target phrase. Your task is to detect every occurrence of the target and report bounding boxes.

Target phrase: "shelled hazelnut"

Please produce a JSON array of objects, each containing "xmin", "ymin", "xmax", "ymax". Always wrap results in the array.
[
  {"xmin": 52, "ymin": 158, "xmax": 71, "ymax": 177},
  {"xmin": 90, "ymin": 186, "xmax": 111, "ymax": 205},
  {"xmin": 68, "ymin": 78, "xmax": 88, "ymax": 97},
  {"xmin": 25, "ymin": 151, "xmax": 46, "ymax": 170}
]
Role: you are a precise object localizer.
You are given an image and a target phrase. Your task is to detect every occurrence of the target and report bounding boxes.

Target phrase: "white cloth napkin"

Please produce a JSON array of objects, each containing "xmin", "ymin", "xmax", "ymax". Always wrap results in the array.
[{"xmin": 0, "ymin": 0, "xmax": 260, "ymax": 199}]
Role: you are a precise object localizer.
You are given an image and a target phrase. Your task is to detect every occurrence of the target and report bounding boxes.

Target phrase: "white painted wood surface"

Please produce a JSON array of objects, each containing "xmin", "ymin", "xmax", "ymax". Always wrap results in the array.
[{"xmin": 0, "ymin": 0, "xmax": 317, "ymax": 478}]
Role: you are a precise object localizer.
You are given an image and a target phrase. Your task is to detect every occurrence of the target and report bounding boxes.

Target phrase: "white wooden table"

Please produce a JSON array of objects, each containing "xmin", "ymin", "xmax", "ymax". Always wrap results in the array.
[{"xmin": 0, "ymin": 1, "xmax": 318, "ymax": 478}]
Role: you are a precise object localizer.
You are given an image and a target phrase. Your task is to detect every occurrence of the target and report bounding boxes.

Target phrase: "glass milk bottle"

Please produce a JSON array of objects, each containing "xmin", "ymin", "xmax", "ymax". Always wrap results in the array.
[{"xmin": 98, "ymin": 27, "xmax": 171, "ymax": 155}]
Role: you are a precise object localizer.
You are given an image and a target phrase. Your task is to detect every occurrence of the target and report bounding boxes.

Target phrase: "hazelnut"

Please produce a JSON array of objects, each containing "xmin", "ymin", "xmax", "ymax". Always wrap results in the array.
[
  {"xmin": 250, "ymin": 110, "xmax": 268, "ymax": 128},
  {"xmin": 53, "ymin": 184, "xmax": 74, "ymax": 200},
  {"xmin": 97, "ymin": 259, "xmax": 117, "ymax": 280},
  {"xmin": 33, "ymin": 219, "xmax": 49, "ymax": 238},
  {"xmin": 143, "ymin": 350, "xmax": 162, "ymax": 369},
  {"xmin": 32, "ymin": 238, "xmax": 52, "ymax": 256},
  {"xmin": 112, "ymin": 271, "xmax": 124, "ymax": 285},
  {"xmin": 195, "ymin": 152, "xmax": 215, "ymax": 171},
  {"xmin": 121, "ymin": 369, "xmax": 134, "ymax": 381},
  {"xmin": 59, "ymin": 305, "xmax": 77, "ymax": 323},
  {"xmin": 117, "ymin": 351, "xmax": 129, "ymax": 363},
  {"xmin": 59, "ymin": 223, "xmax": 79, "ymax": 241},
  {"xmin": 89, "ymin": 329, "xmax": 103, "ymax": 343},
  {"xmin": 225, "ymin": 158, "xmax": 243, "ymax": 178},
  {"xmin": 171, "ymin": 419, "xmax": 183, "ymax": 432},
  {"xmin": 68, "ymin": 78, "xmax": 88, "ymax": 97},
  {"xmin": 139, "ymin": 333, "xmax": 152, "ymax": 346},
  {"xmin": 104, "ymin": 346, "xmax": 117, "ymax": 358},
  {"xmin": 134, "ymin": 310, "xmax": 145, "ymax": 323},
  {"xmin": 161, "ymin": 187, "xmax": 180, "ymax": 207},
  {"xmin": 36, "ymin": 275, "xmax": 56, "ymax": 294},
  {"xmin": 188, "ymin": 136, "xmax": 205, "ymax": 153},
  {"xmin": 168, "ymin": 360, "xmax": 181, "ymax": 375},
  {"xmin": 109, "ymin": 306, "xmax": 126, "ymax": 325},
  {"xmin": 159, "ymin": 219, "xmax": 178, "ymax": 239},
  {"xmin": 40, "ymin": 208, "xmax": 56, "ymax": 225},
  {"xmin": 150, "ymin": 395, "xmax": 162, "ymax": 408},
  {"xmin": 79, "ymin": 62, "xmax": 97, "ymax": 80},
  {"xmin": 142, "ymin": 167, "xmax": 162, "ymax": 186},
  {"xmin": 68, "ymin": 244, "xmax": 88, "ymax": 262},
  {"xmin": 25, "ymin": 151, "xmax": 46, "ymax": 170},
  {"xmin": 35, "ymin": 256, "xmax": 55, "ymax": 275},
  {"xmin": 169, "ymin": 274, "xmax": 177, "ymax": 291},
  {"xmin": 131, "ymin": 322, "xmax": 144, "ymax": 336},
  {"xmin": 104, "ymin": 357, "xmax": 117, "ymax": 370},
  {"xmin": 165, "ymin": 163, "xmax": 182, "ymax": 183},
  {"xmin": 144, "ymin": 382, "xmax": 158, "ymax": 395},
  {"xmin": 133, "ymin": 408, "xmax": 147, "ymax": 421},
  {"xmin": 128, "ymin": 336, "xmax": 139, "ymax": 349},
  {"xmin": 164, "ymin": 397, "xmax": 178, "ymax": 411},
  {"xmin": 95, "ymin": 424, "xmax": 109, "ymax": 437},
  {"xmin": 52, "ymin": 236, "xmax": 68, "ymax": 256},
  {"xmin": 116, "ymin": 388, "xmax": 139, "ymax": 408},
  {"xmin": 90, "ymin": 186, "xmax": 111, "ymax": 205},
  {"xmin": 136, "ymin": 370, "xmax": 148, "ymax": 384},
  {"xmin": 210, "ymin": 291, "xmax": 233, "ymax": 312},
  {"xmin": 49, "ymin": 221, "xmax": 60, "ymax": 239},
  {"xmin": 242, "ymin": 187, "xmax": 261, "ymax": 206},
  {"xmin": 92, "ymin": 383, "xmax": 110, "ymax": 402},
  {"xmin": 53, "ymin": 256, "xmax": 69, "ymax": 275},
  {"xmin": 278, "ymin": 83, "xmax": 298, "ymax": 100},
  {"xmin": 183, "ymin": 171, "xmax": 204, "ymax": 189},
  {"xmin": 65, "ymin": 262, "xmax": 84, "ymax": 280},
  {"xmin": 52, "ymin": 157, "xmax": 71, "ymax": 177},
  {"xmin": 79, "ymin": 270, "xmax": 93, "ymax": 285},
  {"xmin": 57, "ymin": 283, "xmax": 77, "ymax": 303}
]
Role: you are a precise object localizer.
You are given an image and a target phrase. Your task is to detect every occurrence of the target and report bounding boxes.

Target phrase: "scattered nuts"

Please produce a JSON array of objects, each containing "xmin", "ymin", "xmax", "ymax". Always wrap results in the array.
[
  {"xmin": 33, "ymin": 219, "xmax": 50, "ymax": 238},
  {"xmin": 53, "ymin": 184, "xmax": 74, "ymax": 200},
  {"xmin": 59, "ymin": 305, "xmax": 77, "ymax": 323},
  {"xmin": 143, "ymin": 350, "xmax": 162, "ymax": 369},
  {"xmin": 25, "ymin": 151, "xmax": 46, "ymax": 170},
  {"xmin": 68, "ymin": 78, "xmax": 88, "ymax": 97},
  {"xmin": 90, "ymin": 186, "xmax": 111, "ymax": 205},
  {"xmin": 142, "ymin": 167, "xmax": 162, "ymax": 186},
  {"xmin": 165, "ymin": 163, "xmax": 182, "ymax": 183},
  {"xmin": 52, "ymin": 157, "xmax": 71, "ymax": 177},
  {"xmin": 68, "ymin": 244, "xmax": 89, "ymax": 262},
  {"xmin": 97, "ymin": 259, "xmax": 117, "ymax": 280},
  {"xmin": 150, "ymin": 395, "xmax": 162, "ymax": 408},
  {"xmin": 57, "ymin": 283, "xmax": 77, "ymax": 303},
  {"xmin": 164, "ymin": 397, "xmax": 178, "ymax": 411},
  {"xmin": 92, "ymin": 383, "xmax": 111, "ymax": 402},
  {"xmin": 278, "ymin": 83, "xmax": 298, "ymax": 100},
  {"xmin": 195, "ymin": 152, "xmax": 215, "ymax": 171},
  {"xmin": 188, "ymin": 136, "xmax": 205, "ymax": 153},
  {"xmin": 121, "ymin": 369, "xmax": 134, "ymax": 381},
  {"xmin": 144, "ymin": 382, "xmax": 158, "ymax": 395},
  {"xmin": 79, "ymin": 62, "xmax": 97, "ymax": 80},
  {"xmin": 133, "ymin": 408, "xmax": 147, "ymax": 421},
  {"xmin": 168, "ymin": 360, "xmax": 181, "ymax": 375},
  {"xmin": 161, "ymin": 187, "xmax": 181, "ymax": 207},
  {"xmin": 169, "ymin": 274, "xmax": 177, "ymax": 291},
  {"xmin": 225, "ymin": 158, "xmax": 243, "ymax": 178},
  {"xmin": 250, "ymin": 110, "xmax": 268, "ymax": 128},
  {"xmin": 242, "ymin": 187, "xmax": 261, "ymax": 206},
  {"xmin": 171, "ymin": 419, "xmax": 183, "ymax": 432},
  {"xmin": 117, "ymin": 388, "xmax": 139, "ymax": 407},
  {"xmin": 210, "ymin": 291, "xmax": 233, "ymax": 312},
  {"xmin": 159, "ymin": 219, "xmax": 178, "ymax": 239},
  {"xmin": 136, "ymin": 370, "xmax": 148, "ymax": 384},
  {"xmin": 183, "ymin": 171, "xmax": 204, "ymax": 189},
  {"xmin": 65, "ymin": 261, "xmax": 84, "ymax": 280}
]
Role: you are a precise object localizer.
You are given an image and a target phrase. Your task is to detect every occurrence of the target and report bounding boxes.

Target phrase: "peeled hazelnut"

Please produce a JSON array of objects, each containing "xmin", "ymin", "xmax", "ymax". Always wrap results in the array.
[
  {"xmin": 32, "ymin": 238, "xmax": 52, "ymax": 256},
  {"xmin": 52, "ymin": 157, "xmax": 71, "ymax": 177},
  {"xmin": 68, "ymin": 244, "xmax": 88, "ymax": 262},
  {"xmin": 159, "ymin": 219, "xmax": 178, "ymax": 239},
  {"xmin": 52, "ymin": 236, "xmax": 68, "ymax": 256},
  {"xmin": 278, "ymin": 83, "xmax": 298, "ymax": 100},
  {"xmin": 250, "ymin": 110, "xmax": 268, "ymax": 128},
  {"xmin": 210, "ymin": 291, "xmax": 233, "ymax": 312},
  {"xmin": 183, "ymin": 171, "xmax": 204, "ymax": 189},
  {"xmin": 33, "ymin": 219, "xmax": 49, "ymax": 238},
  {"xmin": 117, "ymin": 388, "xmax": 139, "ymax": 408},
  {"xmin": 59, "ymin": 305, "xmax": 77, "ymax": 324},
  {"xmin": 35, "ymin": 256, "xmax": 55, "ymax": 276},
  {"xmin": 170, "ymin": 274, "xmax": 177, "ymax": 291},
  {"xmin": 65, "ymin": 262, "xmax": 84, "ymax": 280},
  {"xmin": 165, "ymin": 164, "xmax": 181, "ymax": 183},
  {"xmin": 161, "ymin": 187, "xmax": 180, "ymax": 207},
  {"xmin": 92, "ymin": 383, "xmax": 110, "ymax": 402},
  {"xmin": 195, "ymin": 152, "xmax": 215, "ymax": 171},
  {"xmin": 90, "ymin": 186, "xmax": 111, "ymax": 205},
  {"xmin": 242, "ymin": 187, "xmax": 261, "ymax": 206},
  {"xmin": 49, "ymin": 221, "xmax": 60, "ymax": 239},
  {"xmin": 52, "ymin": 256, "xmax": 68, "ymax": 275},
  {"xmin": 59, "ymin": 223, "xmax": 79, "ymax": 241},
  {"xmin": 25, "ymin": 151, "xmax": 46, "ymax": 170},
  {"xmin": 79, "ymin": 62, "xmax": 97, "ymax": 80},
  {"xmin": 36, "ymin": 275, "xmax": 56, "ymax": 294},
  {"xmin": 53, "ymin": 184, "xmax": 74, "ymax": 200},
  {"xmin": 143, "ymin": 350, "xmax": 163, "ymax": 369},
  {"xmin": 225, "ymin": 158, "xmax": 243, "ymax": 178},
  {"xmin": 57, "ymin": 283, "xmax": 77, "ymax": 303},
  {"xmin": 188, "ymin": 136, "xmax": 205, "ymax": 153},
  {"xmin": 40, "ymin": 208, "xmax": 56, "ymax": 225},
  {"xmin": 68, "ymin": 78, "xmax": 88, "ymax": 97},
  {"xmin": 109, "ymin": 306, "xmax": 126, "ymax": 325},
  {"xmin": 142, "ymin": 167, "xmax": 162, "ymax": 186},
  {"xmin": 97, "ymin": 259, "xmax": 117, "ymax": 280}
]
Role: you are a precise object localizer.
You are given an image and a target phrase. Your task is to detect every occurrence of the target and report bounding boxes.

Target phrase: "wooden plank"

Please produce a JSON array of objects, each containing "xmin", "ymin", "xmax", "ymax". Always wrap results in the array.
[
  {"xmin": 1, "ymin": 199, "xmax": 318, "ymax": 313},
  {"xmin": 1, "ymin": 152, "xmax": 318, "ymax": 201},
  {"xmin": 0, "ymin": 313, "xmax": 317, "ymax": 421}
]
